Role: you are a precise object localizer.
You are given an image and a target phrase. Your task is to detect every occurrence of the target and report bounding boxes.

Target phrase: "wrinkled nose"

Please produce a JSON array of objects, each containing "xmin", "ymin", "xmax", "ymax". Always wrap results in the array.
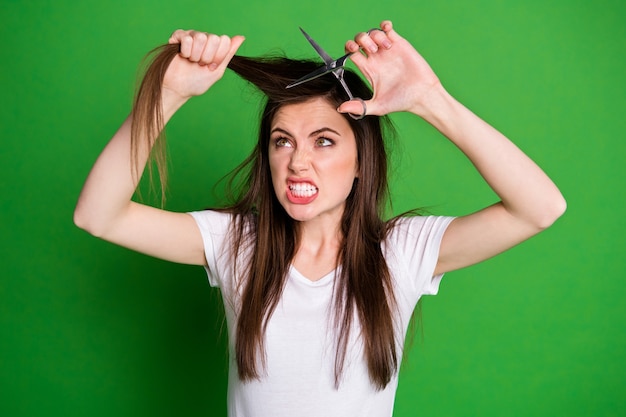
[{"xmin": 288, "ymin": 149, "xmax": 310, "ymax": 173}]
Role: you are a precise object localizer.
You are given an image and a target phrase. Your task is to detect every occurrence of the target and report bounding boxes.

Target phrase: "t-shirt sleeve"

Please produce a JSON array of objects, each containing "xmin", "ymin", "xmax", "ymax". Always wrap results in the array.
[
  {"xmin": 188, "ymin": 210, "xmax": 232, "ymax": 288},
  {"xmin": 386, "ymin": 215, "xmax": 455, "ymax": 299}
]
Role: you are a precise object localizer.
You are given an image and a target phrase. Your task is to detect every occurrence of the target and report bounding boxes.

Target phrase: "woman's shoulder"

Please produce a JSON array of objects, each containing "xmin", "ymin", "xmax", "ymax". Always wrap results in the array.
[
  {"xmin": 189, "ymin": 209, "xmax": 233, "ymax": 231},
  {"xmin": 189, "ymin": 208, "xmax": 233, "ymax": 220},
  {"xmin": 385, "ymin": 213, "xmax": 455, "ymax": 247},
  {"xmin": 189, "ymin": 209, "xmax": 256, "ymax": 239}
]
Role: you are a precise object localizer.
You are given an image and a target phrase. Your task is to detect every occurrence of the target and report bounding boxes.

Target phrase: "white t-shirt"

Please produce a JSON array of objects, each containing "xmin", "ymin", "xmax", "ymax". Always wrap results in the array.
[{"xmin": 190, "ymin": 210, "xmax": 454, "ymax": 417}]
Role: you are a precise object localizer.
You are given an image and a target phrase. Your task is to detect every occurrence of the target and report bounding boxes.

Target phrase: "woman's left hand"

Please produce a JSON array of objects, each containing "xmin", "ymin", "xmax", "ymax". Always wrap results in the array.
[{"xmin": 337, "ymin": 20, "xmax": 441, "ymax": 117}]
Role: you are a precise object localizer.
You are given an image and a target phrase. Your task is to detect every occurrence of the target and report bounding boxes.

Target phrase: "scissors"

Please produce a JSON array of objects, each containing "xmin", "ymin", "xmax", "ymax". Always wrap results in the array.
[{"xmin": 285, "ymin": 28, "xmax": 367, "ymax": 119}]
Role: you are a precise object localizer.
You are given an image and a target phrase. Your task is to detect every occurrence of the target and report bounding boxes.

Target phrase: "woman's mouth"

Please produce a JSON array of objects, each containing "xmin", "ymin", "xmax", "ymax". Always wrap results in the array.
[{"xmin": 287, "ymin": 181, "xmax": 318, "ymax": 204}]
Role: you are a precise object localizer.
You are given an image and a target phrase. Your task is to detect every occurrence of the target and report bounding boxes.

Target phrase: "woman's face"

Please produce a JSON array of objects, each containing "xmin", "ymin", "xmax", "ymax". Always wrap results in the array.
[{"xmin": 268, "ymin": 97, "xmax": 358, "ymax": 225}]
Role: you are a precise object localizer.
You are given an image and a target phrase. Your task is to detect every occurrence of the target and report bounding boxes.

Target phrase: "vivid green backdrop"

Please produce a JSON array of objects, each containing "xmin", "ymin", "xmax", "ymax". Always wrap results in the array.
[{"xmin": 1, "ymin": 1, "xmax": 624, "ymax": 416}]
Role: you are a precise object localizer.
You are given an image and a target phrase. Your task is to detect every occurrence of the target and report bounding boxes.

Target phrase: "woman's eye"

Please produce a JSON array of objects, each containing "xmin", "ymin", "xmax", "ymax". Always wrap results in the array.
[
  {"xmin": 315, "ymin": 137, "xmax": 334, "ymax": 147},
  {"xmin": 274, "ymin": 137, "xmax": 292, "ymax": 147}
]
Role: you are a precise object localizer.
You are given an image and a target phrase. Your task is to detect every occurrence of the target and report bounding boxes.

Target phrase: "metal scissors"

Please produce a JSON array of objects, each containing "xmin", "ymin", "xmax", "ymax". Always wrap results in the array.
[{"xmin": 285, "ymin": 28, "xmax": 367, "ymax": 119}]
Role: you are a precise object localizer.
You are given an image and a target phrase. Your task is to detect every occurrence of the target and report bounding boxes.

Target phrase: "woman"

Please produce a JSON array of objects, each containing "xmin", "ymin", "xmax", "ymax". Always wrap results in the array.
[{"xmin": 74, "ymin": 20, "xmax": 565, "ymax": 416}]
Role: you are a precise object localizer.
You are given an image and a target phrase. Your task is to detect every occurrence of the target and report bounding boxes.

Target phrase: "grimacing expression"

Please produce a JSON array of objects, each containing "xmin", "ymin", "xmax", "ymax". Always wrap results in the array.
[{"xmin": 268, "ymin": 97, "xmax": 359, "ymax": 224}]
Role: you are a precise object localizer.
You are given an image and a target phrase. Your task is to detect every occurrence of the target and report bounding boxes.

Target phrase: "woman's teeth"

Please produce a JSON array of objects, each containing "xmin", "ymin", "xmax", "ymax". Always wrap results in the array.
[{"xmin": 289, "ymin": 183, "xmax": 317, "ymax": 197}]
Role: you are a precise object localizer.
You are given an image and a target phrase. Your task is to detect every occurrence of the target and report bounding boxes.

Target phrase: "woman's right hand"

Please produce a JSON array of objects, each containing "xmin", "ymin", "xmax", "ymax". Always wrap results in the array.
[{"xmin": 163, "ymin": 30, "xmax": 245, "ymax": 101}]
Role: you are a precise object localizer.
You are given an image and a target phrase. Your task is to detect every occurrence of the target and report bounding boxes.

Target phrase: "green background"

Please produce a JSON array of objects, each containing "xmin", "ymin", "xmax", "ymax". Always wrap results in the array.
[{"xmin": 1, "ymin": 1, "xmax": 624, "ymax": 416}]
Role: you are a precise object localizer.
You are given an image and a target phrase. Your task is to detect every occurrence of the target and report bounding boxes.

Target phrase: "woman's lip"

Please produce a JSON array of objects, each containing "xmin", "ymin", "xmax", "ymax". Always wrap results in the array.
[
  {"xmin": 286, "ymin": 187, "xmax": 318, "ymax": 204},
  {"xmin": 287, "ymin": 178, "xmax": 318, "ymax": 188},
  {"xmin": 286, "ymin": 179, "xmax": 318, "ymax": 204}
]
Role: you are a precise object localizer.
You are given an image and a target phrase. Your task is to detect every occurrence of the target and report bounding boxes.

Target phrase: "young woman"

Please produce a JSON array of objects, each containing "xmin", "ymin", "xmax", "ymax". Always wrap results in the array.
[{"xmin": 74, "ymin": 20, "xmax": 565, "ymax": 417}]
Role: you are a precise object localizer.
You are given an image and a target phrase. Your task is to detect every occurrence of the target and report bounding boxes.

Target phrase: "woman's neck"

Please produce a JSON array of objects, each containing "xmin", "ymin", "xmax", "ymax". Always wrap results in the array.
[{"xmin": 292, "ymin": 218, "xmax": 343, "ymax": 282}]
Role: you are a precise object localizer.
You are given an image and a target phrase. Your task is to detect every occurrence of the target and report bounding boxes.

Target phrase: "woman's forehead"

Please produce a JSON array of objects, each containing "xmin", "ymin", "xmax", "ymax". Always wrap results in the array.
[{"xmin": 271, "ymin": 97, "xmax": 351, "ymax": 133}]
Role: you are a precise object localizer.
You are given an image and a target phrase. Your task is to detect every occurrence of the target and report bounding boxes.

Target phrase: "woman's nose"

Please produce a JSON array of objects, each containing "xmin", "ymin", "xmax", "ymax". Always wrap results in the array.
[{"xmin": 288, "ymin": 149, "xmax": 310, "ymax": 172}]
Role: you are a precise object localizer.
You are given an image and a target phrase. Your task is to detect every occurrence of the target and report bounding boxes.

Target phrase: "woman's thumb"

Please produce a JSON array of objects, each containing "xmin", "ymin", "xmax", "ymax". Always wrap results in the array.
[
  {"xmin": 225, "ymin": 35, "xmax": 246, "ymax": 61},
  {"xmin": 337, "ymin": 99, "xmax": 369, "ymax": 117}
]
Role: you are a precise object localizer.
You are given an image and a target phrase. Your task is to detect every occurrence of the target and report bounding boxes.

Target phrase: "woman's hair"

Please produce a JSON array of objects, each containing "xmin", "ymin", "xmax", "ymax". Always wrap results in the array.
[{"xmin": 132, "ymin": 43, "xmax": 399, "ymax": 389}]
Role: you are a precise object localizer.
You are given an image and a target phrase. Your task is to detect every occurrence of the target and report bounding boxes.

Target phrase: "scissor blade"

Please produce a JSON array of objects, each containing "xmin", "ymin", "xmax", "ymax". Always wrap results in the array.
[
  {"xmin": 285, "ymin": 65, "xmax": 336, "ymax": 88},
  {"xmin": 299, "ymin": 27, "xmax": 334, "ymax": 65}
]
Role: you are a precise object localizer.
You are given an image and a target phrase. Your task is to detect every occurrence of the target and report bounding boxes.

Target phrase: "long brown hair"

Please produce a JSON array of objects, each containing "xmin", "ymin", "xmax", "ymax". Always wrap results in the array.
[{"xmin": 132, "ymin": 43, "xmax": 399, "ymax": 389}]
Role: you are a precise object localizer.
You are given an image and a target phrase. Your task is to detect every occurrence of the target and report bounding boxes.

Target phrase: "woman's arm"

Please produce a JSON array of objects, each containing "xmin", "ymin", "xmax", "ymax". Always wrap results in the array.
[
  {"xmin": 416, "ymin": 88, "xmax": 566, "ymax": 275},
  {"xmin": 74, "ymin": 31, "xmax": 245, "ymax": 265},
  {"xmin": 341, "ymin": 21, "xmax": 566, "ymax": 274}
]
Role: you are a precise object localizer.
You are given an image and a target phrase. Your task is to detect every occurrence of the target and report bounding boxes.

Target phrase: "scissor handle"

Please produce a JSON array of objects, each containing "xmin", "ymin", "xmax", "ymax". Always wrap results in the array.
[{"xmin": 334, "ymin": 52, "xmax": 352, "ymax": 67}]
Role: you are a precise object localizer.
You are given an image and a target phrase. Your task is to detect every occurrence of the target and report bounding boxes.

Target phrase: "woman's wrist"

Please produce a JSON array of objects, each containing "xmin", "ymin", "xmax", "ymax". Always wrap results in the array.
[
  {"xmin": 409, "ymin": 83, "xmax": 461, "ymax": 133},
  {"xmin": 161, "ymin": 87, "xmax": 191, "ymax": 119}
]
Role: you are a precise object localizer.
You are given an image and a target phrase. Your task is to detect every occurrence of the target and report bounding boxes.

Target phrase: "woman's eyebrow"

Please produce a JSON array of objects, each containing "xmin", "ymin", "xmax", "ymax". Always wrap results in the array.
[
  {"xmin": 310, "ymin": 127, "xmax": 341, "ymax": 137},
  {"xmin": 271, "ymin": 127, "xmax": 342, "ymax": 137},
  {"xmin": 270, "ymin": 127, "xmax": 293, "ymax": 137}
]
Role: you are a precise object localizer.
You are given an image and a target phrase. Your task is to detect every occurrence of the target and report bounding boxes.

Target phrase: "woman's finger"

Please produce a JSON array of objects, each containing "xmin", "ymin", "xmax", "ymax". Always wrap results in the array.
[
  {"xmin": 355, "ymin": 31, "xmax": 379, "ymax": 54},
  {"xmin": 187, "ymin": 31, "xmax": 209, "ymax": 62},
  {"xmin": 367, "ymin": 29, "xmax": 392, "ymax": 50},
  {"xmin": 198, "ymin": 33, "xmax": 221, "ymax": 66},
  {"xmin": 168, "ymin": 29, "xmax": 188, "ymax": 44},
  {"xmin": 210, "ymin": 35, "xmax": 234, "ymax": 68},
  {"xmin": 177, "ymin": 33, "xmax": 193, "ymax": 58}
]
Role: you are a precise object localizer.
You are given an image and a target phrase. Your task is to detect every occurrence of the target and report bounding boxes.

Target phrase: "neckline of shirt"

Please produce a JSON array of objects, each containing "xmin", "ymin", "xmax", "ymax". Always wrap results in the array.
[{"xmin": 289, "ymin": 265, "xmax": 338, "ymax": 287}]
